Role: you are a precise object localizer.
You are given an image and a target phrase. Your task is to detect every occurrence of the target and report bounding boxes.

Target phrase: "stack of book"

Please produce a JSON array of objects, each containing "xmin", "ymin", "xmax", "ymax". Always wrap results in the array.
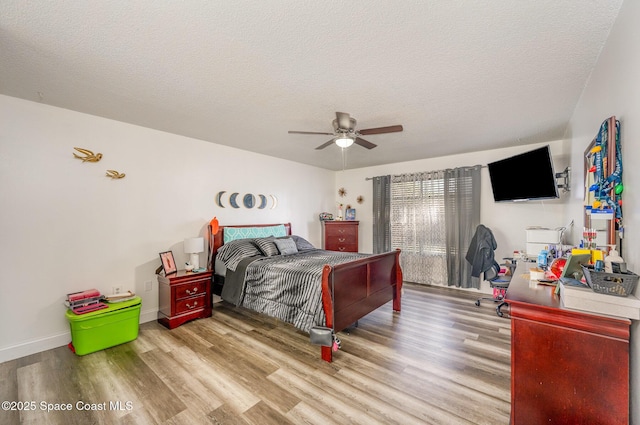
[{"xmin": 66, "ymin": 289, "xmax": 108, "ymax": 314}]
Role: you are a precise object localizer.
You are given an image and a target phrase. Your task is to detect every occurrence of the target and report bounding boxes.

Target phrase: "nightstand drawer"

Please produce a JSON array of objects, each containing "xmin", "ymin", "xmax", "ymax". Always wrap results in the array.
[
  {"xmin": 175, "ymin": 294, "xmax": 206, "ymax": 315},
  {"xmin": 175, "ymin": 280, "xmax": 207, "ymax": 300}
]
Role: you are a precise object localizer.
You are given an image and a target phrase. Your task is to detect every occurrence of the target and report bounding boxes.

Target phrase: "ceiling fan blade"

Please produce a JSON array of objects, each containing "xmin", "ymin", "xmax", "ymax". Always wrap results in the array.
[
  {"xmin": 355, "ymin": 137, "xmax": 377, "ymax": 149},
  {"xmin": 315, "ymin": 139, "xmax": 336, "ymax": 150},
  {"xmin": 358, "ymin": 125, "xmax": 403, "ymax": 135},
  {"xmin": 288, "ymin": 130, "xmax": 335, "ymax": 135},
  {"xmin": 335, "ymin": 112, "xmax": 353, "ymax": 130}
]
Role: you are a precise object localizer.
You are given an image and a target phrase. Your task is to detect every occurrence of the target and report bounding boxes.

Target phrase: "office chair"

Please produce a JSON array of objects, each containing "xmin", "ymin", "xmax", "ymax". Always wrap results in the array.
[{"xmin": 475, "ymin": 260, "xmax": 515, "ymax": 317}]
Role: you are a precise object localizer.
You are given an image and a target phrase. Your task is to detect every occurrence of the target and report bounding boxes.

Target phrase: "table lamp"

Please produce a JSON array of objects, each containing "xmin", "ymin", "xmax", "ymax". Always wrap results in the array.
[{"xmin": 184, "ymin": 237, "xmax": 204, "ymax": 270}]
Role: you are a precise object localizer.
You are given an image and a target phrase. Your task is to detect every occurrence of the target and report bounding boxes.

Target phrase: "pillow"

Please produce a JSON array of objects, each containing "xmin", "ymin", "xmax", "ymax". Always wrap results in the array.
[
  {"xmin": 216, "ymin": 238, "xmax": 262, "ymax": 271},
  {"xmin": 274, "ymin": 237, "xmax": 299, "ymax": 256},
  {"xmin": 290, "ymin": 235, "xmax": 315, "ymax": 251},
  {"xmin": 223, "ymin": 225, "xmax": 287, "ymax": 243},
  {"xmin": 254, "ymin": 237, "xmax": 279, "ymax": 257}
]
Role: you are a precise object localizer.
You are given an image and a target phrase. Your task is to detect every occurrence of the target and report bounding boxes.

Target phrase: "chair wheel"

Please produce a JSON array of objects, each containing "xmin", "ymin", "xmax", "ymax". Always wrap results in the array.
[
  {"xmin": 475, "ymin": 300, "xmax": 480, "ymax": 306},
  {"xmin": 496, "ymin": 308, "xmax": 504, "ymax": 317}
]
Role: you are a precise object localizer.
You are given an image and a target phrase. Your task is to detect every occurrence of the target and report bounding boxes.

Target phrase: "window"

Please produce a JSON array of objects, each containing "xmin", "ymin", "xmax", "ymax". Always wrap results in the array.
[{"xmin": 388, "ymin": 166, "xmax": 480, "ymax": 287}]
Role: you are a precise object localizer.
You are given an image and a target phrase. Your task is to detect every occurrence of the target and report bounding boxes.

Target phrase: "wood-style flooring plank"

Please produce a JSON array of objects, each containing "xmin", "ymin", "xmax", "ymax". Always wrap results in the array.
[
  {"xmin": 138, "ymin": 348, "xmax": 224, "ymax": 416},
  {"xmin": 0, "ymin": 282, "xmax": 511, "ymax": 424},
  {"xmin": 284, "ymin": 401, "xmax": 343, "ymax": 425},
  {"xmin": 0, "ymin": 359, "xmax": 20, "ymax": 425}
]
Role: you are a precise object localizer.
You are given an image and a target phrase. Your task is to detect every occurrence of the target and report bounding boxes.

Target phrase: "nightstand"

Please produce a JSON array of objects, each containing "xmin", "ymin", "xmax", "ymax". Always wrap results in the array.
[
  {"xmin": 157, "ymin": 270, "xmax": 212, "ymax": 329},
  {"xmin": 322, "ymin": 221, "xmax": 359, "ymax": 252}
]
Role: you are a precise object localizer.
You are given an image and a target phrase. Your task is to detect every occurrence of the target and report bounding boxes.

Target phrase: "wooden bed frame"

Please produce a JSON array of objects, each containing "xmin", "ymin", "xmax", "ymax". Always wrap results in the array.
[{"xmin": 208, "ymin": 222, "xmax": 403, "ymax": 362}]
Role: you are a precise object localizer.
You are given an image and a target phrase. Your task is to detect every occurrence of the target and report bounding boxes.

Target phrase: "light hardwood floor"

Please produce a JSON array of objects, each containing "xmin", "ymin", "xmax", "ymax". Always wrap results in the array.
[{"xmin": 0, "ymin": 283, "xmax": 511, "ymax": 425}]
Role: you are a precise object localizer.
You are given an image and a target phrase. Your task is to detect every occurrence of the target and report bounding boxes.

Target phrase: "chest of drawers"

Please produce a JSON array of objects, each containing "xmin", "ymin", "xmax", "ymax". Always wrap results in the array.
[{"xmin": 322, "ymin": 221, "xmax": 359, "ymax": 252}]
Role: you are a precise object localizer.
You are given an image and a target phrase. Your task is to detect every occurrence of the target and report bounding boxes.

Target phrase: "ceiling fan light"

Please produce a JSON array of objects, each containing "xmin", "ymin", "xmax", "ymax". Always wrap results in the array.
[{"xmin": 335, "ymin": 137, "xmax": 354, "ymax": 148}]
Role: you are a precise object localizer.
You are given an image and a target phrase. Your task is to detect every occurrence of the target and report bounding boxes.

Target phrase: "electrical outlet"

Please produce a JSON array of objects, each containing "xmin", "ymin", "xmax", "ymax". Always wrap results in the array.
[
  {"xmin": 144, "ymin": 281, "xmax": 152, "ymax": 292},
  {"xmin": 112, "ymin": 285, "xmax": 123, "ymax": 295}
]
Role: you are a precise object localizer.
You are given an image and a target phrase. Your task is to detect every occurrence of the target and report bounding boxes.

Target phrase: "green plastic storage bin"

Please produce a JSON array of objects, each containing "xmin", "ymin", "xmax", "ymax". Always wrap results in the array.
[{"xmin": 66, "ymin": 297, "xmax": 141, "ymax": 355}]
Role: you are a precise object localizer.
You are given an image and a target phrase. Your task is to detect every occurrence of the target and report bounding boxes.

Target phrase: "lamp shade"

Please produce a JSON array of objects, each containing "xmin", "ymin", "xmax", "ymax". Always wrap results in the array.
[
  {"xmin": 184, "ymin": 237, "xmax": 204, "ymax": 254},
  {"xmin": 184, "ymin": 237, "xmax": 205, "ymax": 270}
]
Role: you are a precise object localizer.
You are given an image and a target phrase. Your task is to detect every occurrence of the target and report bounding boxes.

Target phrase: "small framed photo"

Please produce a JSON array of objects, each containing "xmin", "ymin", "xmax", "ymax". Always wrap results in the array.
[
  {"xmin": 345, "ymin": 208, "xmax": 356, "ymax": 221},
  {"xmin": 159, "ymin": 251, "xmax": 177, "ymax": 275}
]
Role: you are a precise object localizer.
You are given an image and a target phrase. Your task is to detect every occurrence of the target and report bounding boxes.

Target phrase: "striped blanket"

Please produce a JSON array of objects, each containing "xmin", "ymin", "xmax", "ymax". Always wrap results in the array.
[{"xmin": 222, "ymin": 249, "xmax": 368, "ymax": 333}]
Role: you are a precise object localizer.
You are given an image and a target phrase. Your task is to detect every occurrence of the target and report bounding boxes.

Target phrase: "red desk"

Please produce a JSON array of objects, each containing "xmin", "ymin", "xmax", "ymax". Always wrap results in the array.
[{"xmin": 506, "ymin": 263, "xmax": 630, "ymax": 424}]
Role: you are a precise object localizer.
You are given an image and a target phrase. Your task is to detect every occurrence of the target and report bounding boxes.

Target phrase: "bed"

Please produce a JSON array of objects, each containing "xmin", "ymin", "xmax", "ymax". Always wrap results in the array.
[{"xmin": 208, "ymin": 222, "xmax": 402, "ymax": 362}]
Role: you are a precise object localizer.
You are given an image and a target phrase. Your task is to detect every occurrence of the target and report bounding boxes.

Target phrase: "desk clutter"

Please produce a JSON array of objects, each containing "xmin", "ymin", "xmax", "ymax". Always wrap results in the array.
[
  {"xmin": 519, "ymin": 244, "xmax": 639, "ymax": 319},
  {"xmin": 526, "ymin": 251, "xmax": 636, "ymax": 292},
  {"xmin": 581, "ymin": 265, "xmax": 638, "ymax": 297}
]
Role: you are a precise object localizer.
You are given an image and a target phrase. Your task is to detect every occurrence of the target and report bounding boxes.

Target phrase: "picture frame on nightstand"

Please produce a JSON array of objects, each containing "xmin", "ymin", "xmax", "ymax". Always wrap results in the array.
[{"xmin": 159, "ymin": 251, "xmax": 177, "ymax": 275}]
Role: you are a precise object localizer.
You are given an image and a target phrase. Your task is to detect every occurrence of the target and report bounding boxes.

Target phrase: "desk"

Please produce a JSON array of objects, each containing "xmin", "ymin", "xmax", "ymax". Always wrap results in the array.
[{"xmin": 506, "ymin": 262, "xmax": 630, "ymax": 424}]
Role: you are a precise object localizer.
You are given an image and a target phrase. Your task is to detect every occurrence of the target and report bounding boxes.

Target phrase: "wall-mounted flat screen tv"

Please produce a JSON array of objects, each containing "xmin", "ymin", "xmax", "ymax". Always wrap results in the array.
[{"xmin": 487, "ymin": 145, "xmax": 559, "ymax": 202}]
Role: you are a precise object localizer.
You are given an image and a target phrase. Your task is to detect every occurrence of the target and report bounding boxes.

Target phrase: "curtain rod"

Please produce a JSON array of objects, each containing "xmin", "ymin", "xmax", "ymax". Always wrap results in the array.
[{"xmin": 365, "ymin": 165, "xmax": 486, "ymax": 180}]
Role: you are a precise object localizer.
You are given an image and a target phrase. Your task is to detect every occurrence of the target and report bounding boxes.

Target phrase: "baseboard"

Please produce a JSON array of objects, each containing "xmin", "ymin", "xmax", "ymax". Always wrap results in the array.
[
  {"xmin": 0, "ymin": 331, "xmax": 71, "ymax": 364},
  {"xmin": 139, "ymin": 308, "xmax": 158, "ymax": 325},
  {"xmin": 418, "ymin": 281, "xmax": 493, "ymax": 294},
  {"xmin": 0, "ymin": 308, "xmax": 159, "ymax": 364}
]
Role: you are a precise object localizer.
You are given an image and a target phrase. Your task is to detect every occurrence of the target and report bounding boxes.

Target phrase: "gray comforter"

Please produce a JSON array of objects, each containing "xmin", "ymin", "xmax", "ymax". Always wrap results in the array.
[{"xmin": 221, "ymin": 249, "xmax": 368, "ymax": 333}]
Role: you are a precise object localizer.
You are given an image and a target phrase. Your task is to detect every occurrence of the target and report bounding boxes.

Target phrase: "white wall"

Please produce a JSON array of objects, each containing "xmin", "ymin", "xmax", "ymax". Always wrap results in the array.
[
  {"xmin": 0, "ymin": 94, "xmax": 335, "ymax": 362},
  {"xmin": 565, "ymin": 0, "xmax": 640, "ymax": 420},
  {"xmin": 335, "ymin": 140, "xmax": 570, "ymax": 264}
]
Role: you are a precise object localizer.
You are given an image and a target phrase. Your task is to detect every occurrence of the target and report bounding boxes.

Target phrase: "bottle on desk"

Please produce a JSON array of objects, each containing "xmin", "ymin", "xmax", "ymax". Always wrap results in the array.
[
  {"xmin": 537, "ymin": 249, "xmax": 549, "ymax": 269},
  {"xmin": 604, "ymin": 249, "xmax": 624, "ymax": 273}
]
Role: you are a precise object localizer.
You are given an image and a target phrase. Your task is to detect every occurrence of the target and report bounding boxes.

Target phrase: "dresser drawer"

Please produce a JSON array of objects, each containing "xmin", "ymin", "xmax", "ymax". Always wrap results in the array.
[
  {"xmin": 325, "ymin": 234, "xmax": 354, "ymax": 244},
  {"xmin": 324, "ymin": 225, "xmax": 358, "ymax": 238},
  {"xmin": 175, "ymin": 280, "xmax": 207, "ymax": 300},
  {"xmin": 175, "ymin": 294, "xmax": 207, "ymax": 315},
  {"xmin": 325, "ymin": 241, "xmax": 358, "ymax": 252}
]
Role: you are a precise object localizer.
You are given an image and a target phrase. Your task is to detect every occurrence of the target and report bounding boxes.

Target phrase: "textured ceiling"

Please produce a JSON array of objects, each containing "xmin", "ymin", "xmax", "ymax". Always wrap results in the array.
[{"xmin": 0, "ymin": 1, "xmax": 623, "ymax": 170}]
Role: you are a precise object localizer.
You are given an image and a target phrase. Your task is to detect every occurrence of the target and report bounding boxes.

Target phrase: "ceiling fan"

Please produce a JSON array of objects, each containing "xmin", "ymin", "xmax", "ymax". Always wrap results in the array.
[{"xmin": 288, "ymin": 112, "xmax": 403, "ymax": 150}]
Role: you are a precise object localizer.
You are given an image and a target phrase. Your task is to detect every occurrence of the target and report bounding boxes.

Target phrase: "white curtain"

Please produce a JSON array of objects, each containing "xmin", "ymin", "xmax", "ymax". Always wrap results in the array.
[{"xmin": 389, "ymin": 166, "xmax": 481, "ymax": 287}]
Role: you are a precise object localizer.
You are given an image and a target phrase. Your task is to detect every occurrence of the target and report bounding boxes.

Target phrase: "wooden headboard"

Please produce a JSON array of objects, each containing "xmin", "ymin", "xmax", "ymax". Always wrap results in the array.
[{"xmin": 208, "ymin": 222, "xmax": 292, "ymax": 264}]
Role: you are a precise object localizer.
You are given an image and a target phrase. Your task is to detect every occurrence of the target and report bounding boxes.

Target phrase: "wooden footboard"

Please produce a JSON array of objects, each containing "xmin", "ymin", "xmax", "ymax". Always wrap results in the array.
[{"xmin": 320, "ymin": 249, "xmax": 402, "ymax": 362}]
